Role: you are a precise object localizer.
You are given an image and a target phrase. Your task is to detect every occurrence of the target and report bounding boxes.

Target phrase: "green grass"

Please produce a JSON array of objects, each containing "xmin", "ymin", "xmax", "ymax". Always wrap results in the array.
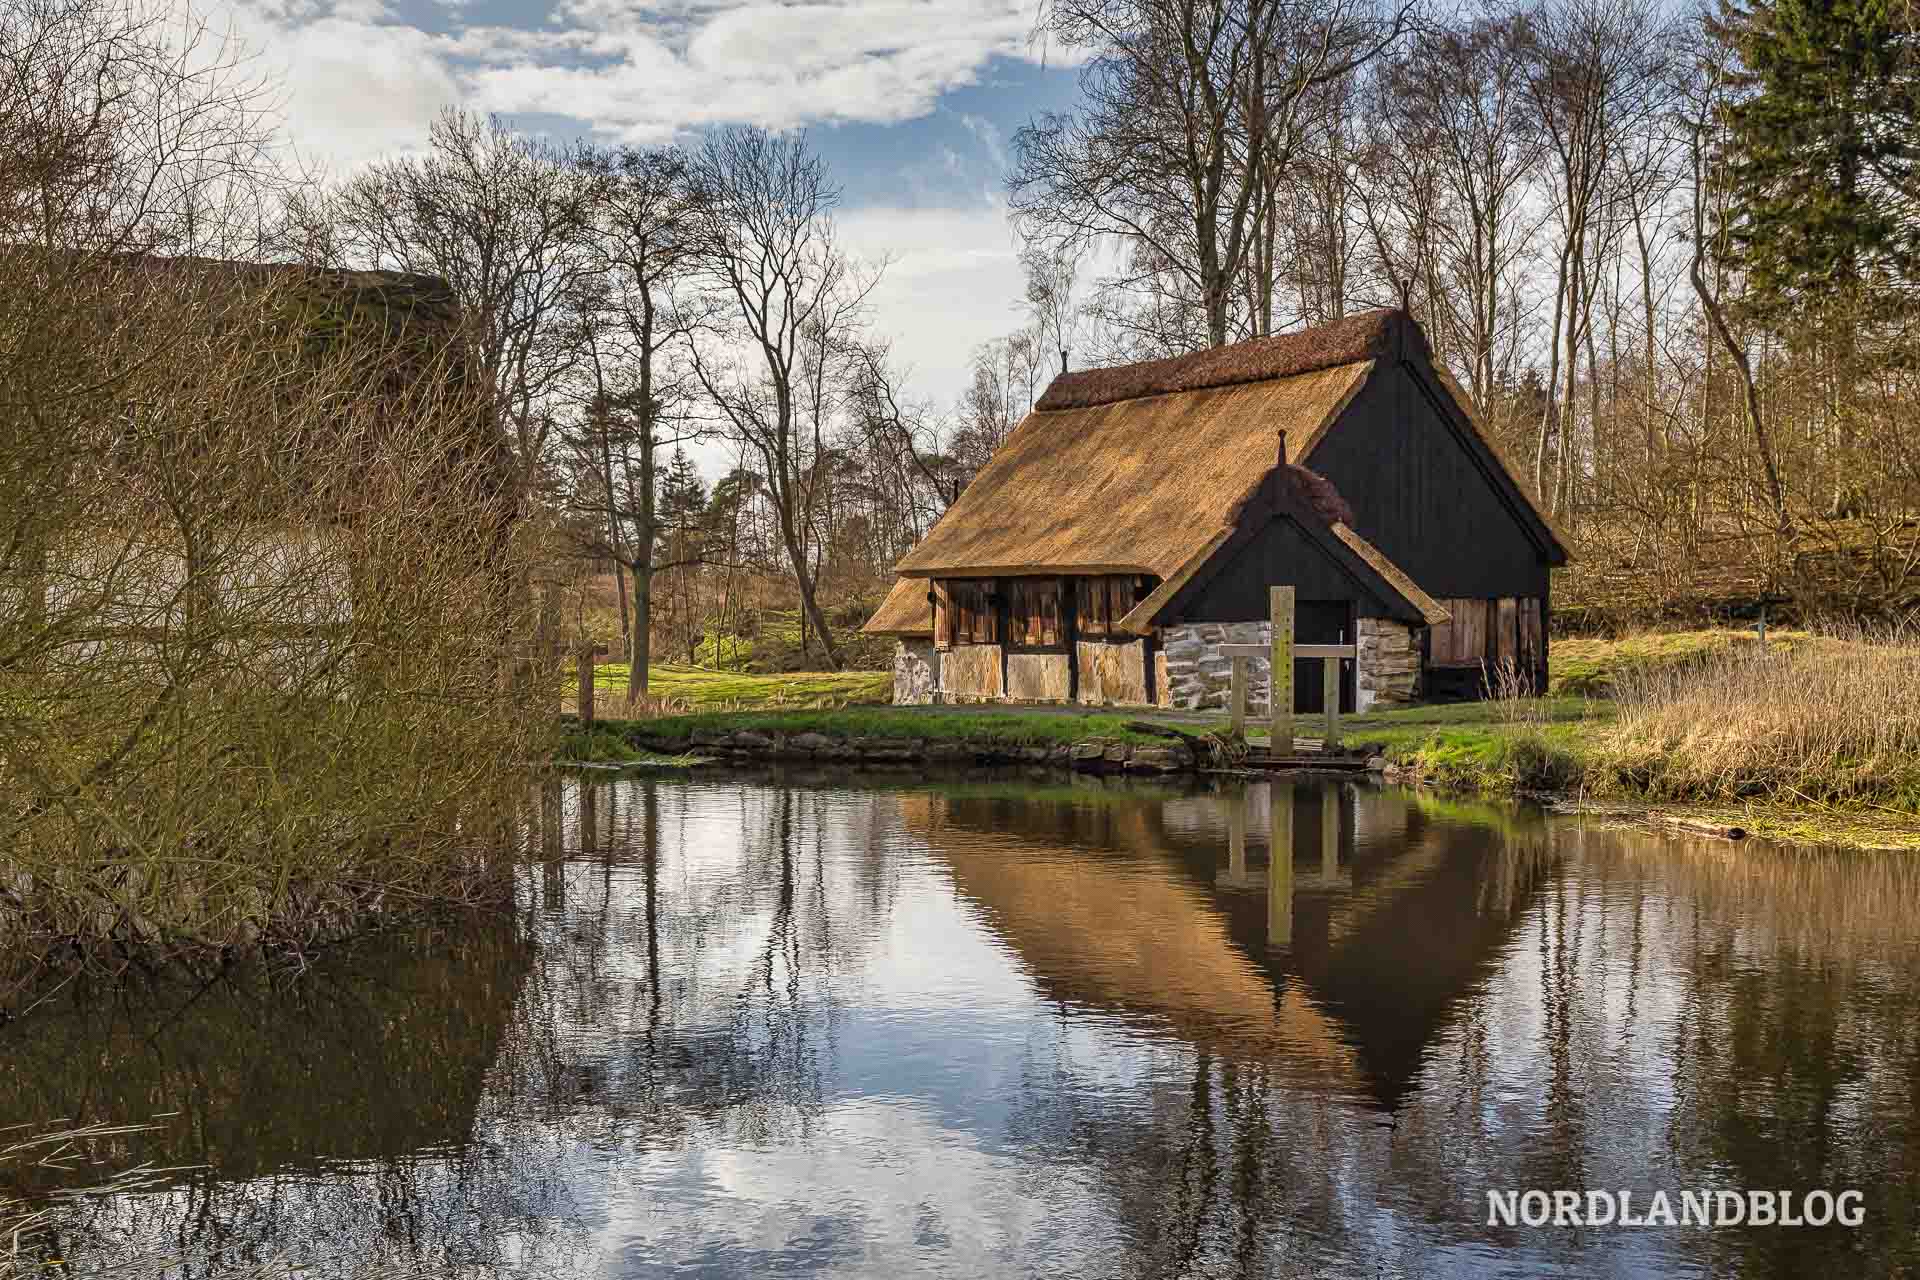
[
  {"xmin": 556, "ymin": 725, "xmax": 709, "ymax": 768},
  {"xmin": 1325, "ymin": 697, "xmax": 1606, "ymax": 793},
  {"xmin": 1548, "ymin": 628, "xmax": 1808, "ymax": 696},
  {"xmin": 591, "ymin": 662, "xmax": 891, "ymax": 710}
]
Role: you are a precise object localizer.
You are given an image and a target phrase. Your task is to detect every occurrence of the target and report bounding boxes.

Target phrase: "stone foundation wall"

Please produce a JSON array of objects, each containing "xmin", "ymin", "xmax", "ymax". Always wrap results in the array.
[
  {"xmin": 1162, "ymin": 617, "xmax": 1424, "ymax": 713},
  {"xmin": 1356, "ymin": 618, "xmax": 1419, "ymax": 710},
  {"xmin": 893, "ymin": 639, "xmax": 940, "ymax": 705},
  {"xmin": 1162, "ymin": 622, "xmax": 1274, "ymax": 711}
]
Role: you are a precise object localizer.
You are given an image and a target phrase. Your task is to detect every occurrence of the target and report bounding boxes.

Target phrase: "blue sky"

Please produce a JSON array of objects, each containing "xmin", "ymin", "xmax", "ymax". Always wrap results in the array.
[{"xmin": 215, "ymin": 0, "xmax": 1086, "ymax": 471}]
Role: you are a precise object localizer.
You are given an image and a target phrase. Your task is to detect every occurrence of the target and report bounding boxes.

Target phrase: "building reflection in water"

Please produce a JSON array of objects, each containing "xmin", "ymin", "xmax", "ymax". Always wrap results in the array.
[{"xmin": 5, "ymin": 770, "xmax": 1917, "ymax": 1279}]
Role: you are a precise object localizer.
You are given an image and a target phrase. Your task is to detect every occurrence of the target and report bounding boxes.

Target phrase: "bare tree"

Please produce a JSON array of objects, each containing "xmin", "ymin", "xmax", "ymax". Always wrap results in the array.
[
  {"xmin": 1013, "ymin": 0, "xmax": 1411, "ymax": 350},
  {"xmin": 1372, "ymin": 13, "xmax": 1545, "ymax": 406},
  {"xmin": 1525, "ymin": 0, "xmax": 1674, "ymax": 509},
  {"xmin": 303, "ymin": 110, "xmax": 599, "ymax": 503},
  {"xmin": 683, "ymin": 127, "xmax": 878, "ymax": 671},
  {"xmin": 563, "ymin": 143, "xmax": 704, "ymax": 700}
]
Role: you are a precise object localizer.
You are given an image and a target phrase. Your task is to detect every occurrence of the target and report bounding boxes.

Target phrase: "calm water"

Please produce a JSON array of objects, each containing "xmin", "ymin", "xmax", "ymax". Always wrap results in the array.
[{"xmin": 7, "ymin": 773, "xmax": 1920, "ymax": 1278}]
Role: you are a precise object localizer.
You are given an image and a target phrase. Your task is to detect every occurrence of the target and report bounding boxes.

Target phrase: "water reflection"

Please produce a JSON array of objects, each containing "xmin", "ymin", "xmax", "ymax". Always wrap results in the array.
[{"xmin": 4, "ymin": 773, "xmax": 1918, "ymax": 1277}]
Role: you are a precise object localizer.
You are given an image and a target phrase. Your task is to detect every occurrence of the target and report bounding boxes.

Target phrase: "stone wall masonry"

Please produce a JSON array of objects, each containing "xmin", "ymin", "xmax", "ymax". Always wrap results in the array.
[
  {"xmin": 1162, "ymin": 622, "xmax": 1274, "ymax": 712},
  {"xmin": 893, "ymin": 640, "xmax": 940, "ymax": 706},
  {"xmin": 1164, "ymin": 616, "xmax": 1426, "ymax": 713},
  {"xmin": 626, "ymin": 727, "xmax": 1196, "ymax": 774},
  {"xmin": 1356, "ymin": 617, "xmax": 1420, "ymax": 710}
]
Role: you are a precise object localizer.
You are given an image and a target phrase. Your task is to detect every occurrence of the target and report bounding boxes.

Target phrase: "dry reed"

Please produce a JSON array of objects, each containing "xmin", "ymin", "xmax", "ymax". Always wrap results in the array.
[{"xmin": 1597, "ymin": 621, "xmax": 1920, "ymax": 808}]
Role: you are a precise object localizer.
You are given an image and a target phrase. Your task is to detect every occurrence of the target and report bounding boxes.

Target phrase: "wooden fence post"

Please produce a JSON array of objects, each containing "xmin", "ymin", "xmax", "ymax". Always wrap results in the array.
[
  {"xmin": 1269, "ymin": 586, "xmax": 1294, "ymax": 753},
  {"xmin": 1322, "ymin": 657, "xmax": 1340, "ymax": 747},
  {"xmin": 1229, "ymin": 656, "xmax": 1248, "ymax": 737},
  {"xmin": 577, "ymin": 646, "xmax": 596, "ymax": 729}
]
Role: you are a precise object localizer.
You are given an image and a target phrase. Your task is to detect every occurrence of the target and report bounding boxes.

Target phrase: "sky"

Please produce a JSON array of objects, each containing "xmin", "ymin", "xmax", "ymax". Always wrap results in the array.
[{"xmin": 211, "ymin": 0, "xmax": 1086, "ymax": 477}]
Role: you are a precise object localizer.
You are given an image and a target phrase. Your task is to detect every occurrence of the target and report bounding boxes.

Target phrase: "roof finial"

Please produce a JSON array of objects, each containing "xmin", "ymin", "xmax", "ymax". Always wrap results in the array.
[{"xmin": 1276, "ymin": 428, "xmax": 1288, "ymax": 466}]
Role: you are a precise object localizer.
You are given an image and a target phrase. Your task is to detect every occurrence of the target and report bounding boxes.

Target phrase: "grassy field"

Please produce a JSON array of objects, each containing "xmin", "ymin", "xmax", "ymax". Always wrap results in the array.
[
  {"xmin": 588, "ymin": 662, "xmax": 891, "ymax": 711},
  {"xmin": 1547, "ymin": 627, "xmax": 1805, "ymax": 696}
]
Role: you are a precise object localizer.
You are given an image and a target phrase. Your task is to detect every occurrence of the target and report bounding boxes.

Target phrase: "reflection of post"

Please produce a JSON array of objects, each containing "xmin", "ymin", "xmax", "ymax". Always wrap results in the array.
[
  {"xmin": 579, "ymin": 778, "xmax": 598, "ymax": 853},
  {"xmin": 1269, "ymin": 780, "xmax": 1294, "ymax": 949},
  {"xmin": 1228, "ymin": 788, "xmax": 1247, "ymax": 879},
  {"xmin": 540, "ymin": 776, "xmax": 563, "ymax": 907},
  {"xmin": 1321, "ymin": 785, "xmax": 1339, "ymax": 880}
]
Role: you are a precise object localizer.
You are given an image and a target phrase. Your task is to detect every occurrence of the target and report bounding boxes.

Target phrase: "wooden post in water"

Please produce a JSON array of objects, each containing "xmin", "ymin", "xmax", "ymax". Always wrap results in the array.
[
  {"xmin": 1268, "ymin": 779, "xmax": 1294, "ymax": 949},
  {"xmin": 1229, "ymin": 656, "xmax": 1248, "ymax": 737},
  {"xmin": 1270, "ymin": 586, "xmax": 1294, "ymax": 753},
  {"xmin": 1322, "ymin": 657, "xmax": 1341, "ymax": 747}
]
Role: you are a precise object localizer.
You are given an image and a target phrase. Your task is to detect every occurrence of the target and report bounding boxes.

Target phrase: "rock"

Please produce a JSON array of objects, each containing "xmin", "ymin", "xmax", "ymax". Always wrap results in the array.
[
  {"xmin": 790, "ymin": 731, "xmax": 834, "ymax": 753},
  {"xmin": 1365, "ymin": 756, "xmax": 1388, "ymax": 771},
  {"xmin": 1102, "ymin": 742, "xmax": 1131, "ymax": 764},
  {"xmin": 727, "ymin": 731, "xmax": 774, "ymax": 750},
  {"xmin": 1018, "ymin": 746, "xmax": 1050, "ymax": 763},
  {"xmin": 925, "ymin": 741, "xmax": 974, "ymax": 763},
  {"xmin": 1129, "ymin": 745, "xmax": 1192, "ymax": 772},
  {"xmin": 1070, "ymin": 741, "xmax": 1107, "ymax": 764}
]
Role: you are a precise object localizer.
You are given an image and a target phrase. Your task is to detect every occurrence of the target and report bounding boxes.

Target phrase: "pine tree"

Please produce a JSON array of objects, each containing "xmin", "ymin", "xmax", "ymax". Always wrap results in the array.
[{"xmin": 1711, "ymin": 0, "xmax": 1918, "ymax": 314}]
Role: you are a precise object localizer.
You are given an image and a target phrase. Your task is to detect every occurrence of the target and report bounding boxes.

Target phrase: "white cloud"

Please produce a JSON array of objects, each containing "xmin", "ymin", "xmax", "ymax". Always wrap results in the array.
[
  {"xmin": 199, "ymin": 0, "xmax": 1052, "ymax": 478},
  {"xmin": 215, "ymin": 0, "xmax": 1046, "ymax": 162}
]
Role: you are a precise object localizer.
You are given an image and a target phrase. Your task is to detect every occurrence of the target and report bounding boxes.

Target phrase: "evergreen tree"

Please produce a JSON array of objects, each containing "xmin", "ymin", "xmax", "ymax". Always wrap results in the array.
[{"xmin": 1712, "ymin": 0, "xmax": 1919, "ymax": 314}]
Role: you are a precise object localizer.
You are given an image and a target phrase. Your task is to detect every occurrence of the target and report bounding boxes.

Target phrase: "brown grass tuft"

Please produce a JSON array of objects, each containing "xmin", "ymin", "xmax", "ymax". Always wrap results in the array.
[{"xmin": 1596, "ymin": 621, "xmax": 1920, "ymax": 809}]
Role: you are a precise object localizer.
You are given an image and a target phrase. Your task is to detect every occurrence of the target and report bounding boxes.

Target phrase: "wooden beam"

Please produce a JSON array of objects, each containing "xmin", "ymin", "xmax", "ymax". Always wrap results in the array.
[
  {"xmin": 1221, "ymin": 641, "xmax": 1354, "ymax": 660},
  {"xmin": 1270, "ymin": 586, "xmax": 1293, "ymax": 751}
]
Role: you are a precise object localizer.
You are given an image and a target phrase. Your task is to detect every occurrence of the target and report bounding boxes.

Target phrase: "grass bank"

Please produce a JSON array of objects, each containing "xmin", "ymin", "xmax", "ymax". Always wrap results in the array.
[
  {"xmin": 589, "ymin": 706, "xmax": 1181, "ymax": 751},
  {"xmin": 565, "ymin": 628, "xmax": 1920, "ymax": 849}
]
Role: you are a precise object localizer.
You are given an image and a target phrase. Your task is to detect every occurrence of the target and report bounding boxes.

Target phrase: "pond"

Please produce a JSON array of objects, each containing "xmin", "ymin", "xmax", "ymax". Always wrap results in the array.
[{"xmin": 6, "ymin": 772, "xmax": 1919, "ymax": 1278}]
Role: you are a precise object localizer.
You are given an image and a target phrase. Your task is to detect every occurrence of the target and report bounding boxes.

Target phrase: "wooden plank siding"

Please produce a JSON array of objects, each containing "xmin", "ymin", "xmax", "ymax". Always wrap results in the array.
[
  {"xmin": 1304, "ymin": 360, "xmax": 1553, "ymax": 605},
  {"xmin": 932, "ymin": 573, "xmax": 1157, "ymax": 703},
  {"xmin": 1178, "ymin": 517, "xmax": 1395, "ymax": 623}
]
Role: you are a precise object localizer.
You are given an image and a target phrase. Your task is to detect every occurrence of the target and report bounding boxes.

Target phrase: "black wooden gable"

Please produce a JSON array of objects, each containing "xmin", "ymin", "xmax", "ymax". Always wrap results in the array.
[
  {"xmin": 1303, "ymin": 348, "xmax": 1565, "ymax": 606},
  {"xmin": 1137, "ymin": 469, "xmax": 1433, "ymax": 629}
]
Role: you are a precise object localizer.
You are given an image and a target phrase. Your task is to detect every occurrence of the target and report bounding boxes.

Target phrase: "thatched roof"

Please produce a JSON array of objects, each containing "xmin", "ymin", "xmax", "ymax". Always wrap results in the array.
[
  {"xmin": 1036, "ymin": 309, "xmax": 1401, "ymax": 412},
  {"xmin": 895, "ymin": 362, "xmax": 1371, "ymax": 579},
  {"xmin": 861, "ymin": 577, "xmax": 932, "ymax": 636}
]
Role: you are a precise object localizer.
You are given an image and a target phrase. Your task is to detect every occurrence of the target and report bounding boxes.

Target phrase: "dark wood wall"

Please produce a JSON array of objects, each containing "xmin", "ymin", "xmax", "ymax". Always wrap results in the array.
[
  {"xmin": 1182, "ymin": 516, "xmax": 1391, "ymax": 622},
  {"xmin": 1308, "ymin": 361, "xmax": 1552, "ymax": 603},
  {"xmin": 1179, "ymin": 517, "xmax": 1361, "ymax": 713}
]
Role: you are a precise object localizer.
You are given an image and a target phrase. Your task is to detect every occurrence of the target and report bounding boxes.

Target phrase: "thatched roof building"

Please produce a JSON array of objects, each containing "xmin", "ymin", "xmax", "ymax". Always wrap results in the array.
[{"xmin": 868, "ymin": 310, "xmax": 1567, "ymax": 711}]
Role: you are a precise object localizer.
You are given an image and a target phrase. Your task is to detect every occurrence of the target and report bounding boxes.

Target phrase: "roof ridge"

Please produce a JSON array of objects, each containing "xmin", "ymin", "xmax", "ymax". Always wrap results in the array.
[{"xmin": 1035, "ymin": 309, "xmax": 1408, "ymax": 412}]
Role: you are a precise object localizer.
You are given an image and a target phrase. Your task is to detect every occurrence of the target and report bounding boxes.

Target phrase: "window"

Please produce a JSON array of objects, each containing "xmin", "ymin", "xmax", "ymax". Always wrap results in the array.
[
  {"xmin": 1106, "ymin": 576, "xmax": 1137, "ymax": 628},
  {"xmin": 1010, "ymin": 578, "xmax": 1061, "ymax": 647},
  {"xmin": 945, "ymin": 579, "xmax": 996, "ymax": 646}
]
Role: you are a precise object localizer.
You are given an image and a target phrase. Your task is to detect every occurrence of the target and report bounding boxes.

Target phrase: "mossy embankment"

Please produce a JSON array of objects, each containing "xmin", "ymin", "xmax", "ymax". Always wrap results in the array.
[{"xmin": 566, "ymin": 707, "xmax": 1208, "ymax": 775}]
